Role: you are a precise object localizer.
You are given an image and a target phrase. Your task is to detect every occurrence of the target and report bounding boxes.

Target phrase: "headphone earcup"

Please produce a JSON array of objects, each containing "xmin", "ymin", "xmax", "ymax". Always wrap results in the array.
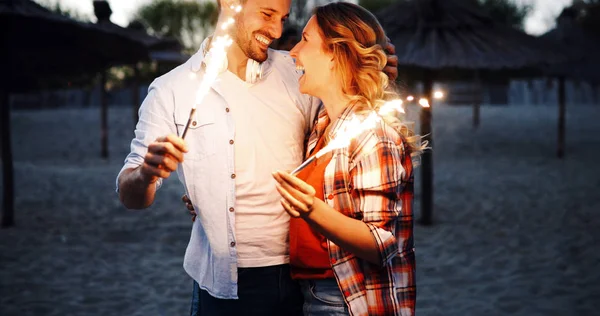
[{"xmin": 245, "ymin": 59, "xmax": 263, "ymax": 84}]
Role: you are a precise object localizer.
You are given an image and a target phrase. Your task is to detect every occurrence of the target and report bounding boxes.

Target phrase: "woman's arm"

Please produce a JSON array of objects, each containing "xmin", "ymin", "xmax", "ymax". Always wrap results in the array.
[
  {"xmin": 273, "ymin": 136, "xmax": 407, "ymax": 267},
  {"xmin": 273, "ymin": 173, "xmax": 381, "ymax": 265}
]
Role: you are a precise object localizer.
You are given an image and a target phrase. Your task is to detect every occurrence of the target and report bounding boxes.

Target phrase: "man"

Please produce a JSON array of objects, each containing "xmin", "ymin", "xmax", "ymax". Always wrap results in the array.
[{"xmin": 116, "ymin": 0, "xmax": 398, "ymax": 315}]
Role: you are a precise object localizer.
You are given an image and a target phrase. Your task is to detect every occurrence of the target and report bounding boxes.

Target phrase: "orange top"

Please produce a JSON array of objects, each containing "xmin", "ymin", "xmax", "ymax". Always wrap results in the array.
[{"xmin": 289, "ymin": 134, "xmax": 334, "ymax": 280}]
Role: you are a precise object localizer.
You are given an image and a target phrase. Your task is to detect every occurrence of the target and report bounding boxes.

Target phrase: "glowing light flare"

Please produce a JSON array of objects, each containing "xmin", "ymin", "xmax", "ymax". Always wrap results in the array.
[
  {"xmin": 182, "ymin": 5, "xmax": 241, "ymax": 139},
  {"xmin": 291, "ymin": 99, "xmax": 405, "ymax": 174},
  {"xmin": 434, "ymin": 91, "xmax": 445, "ymax": 99},
  {"xmin": 379, "ymin": 99, "xmax": 405, "ymax": 115},
  {"xmin": 406, "ymin": 95, "xmax": 414, "ymax": 102},
  {"xmin": 419, "ymin": 98, "xmax": 430, "ymax": 108},
  {"xmin": 194, "ymin": 35, "xmax": 233, "ymax": 107}
]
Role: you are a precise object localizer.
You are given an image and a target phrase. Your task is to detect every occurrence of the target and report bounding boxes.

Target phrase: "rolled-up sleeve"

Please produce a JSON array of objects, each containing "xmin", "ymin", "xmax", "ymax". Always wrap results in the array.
[
  {"xmin": 350, "ymin": 138, "xmax": 406, "ymax": 267},
  {"xmin": 115, "ymin": 79, "xmax": 176, "ymax": 193}
]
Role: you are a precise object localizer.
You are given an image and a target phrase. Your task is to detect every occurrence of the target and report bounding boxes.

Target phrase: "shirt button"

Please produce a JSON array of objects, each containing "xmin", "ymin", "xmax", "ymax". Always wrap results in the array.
[
  {"xmin": 231, "ymin": 174, "xmax": 236, "ymax": 179},
  {"xmin": 229, "ymin": 139, "xmax": 234, "ymax": 145},
  {"xmin": 229, "ymin": 207, "xmax": 235, "ymax": 212},
  {"xmin": 192, "ymin": 121, "xmax": 197, "ymax": 126},
  {"xmin": 225, "ymin": 108, "xmax": 230, "ymax": 112},
  {"xmin": 230, "ymin": 241, "xmax": 236, "ymax": 247}
]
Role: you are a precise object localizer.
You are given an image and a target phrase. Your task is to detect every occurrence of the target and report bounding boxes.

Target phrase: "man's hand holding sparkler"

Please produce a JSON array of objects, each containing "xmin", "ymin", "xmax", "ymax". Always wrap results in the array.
[{"xmin": 141, "ymin": 134, "xmax": 188, "ymax": 184}]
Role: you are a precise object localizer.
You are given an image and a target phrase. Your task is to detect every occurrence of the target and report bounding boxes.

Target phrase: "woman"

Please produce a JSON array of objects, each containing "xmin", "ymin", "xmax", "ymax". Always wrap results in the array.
[{"xmin": 271, "ymin": 2, "xmax": 423, "ymax": 316}]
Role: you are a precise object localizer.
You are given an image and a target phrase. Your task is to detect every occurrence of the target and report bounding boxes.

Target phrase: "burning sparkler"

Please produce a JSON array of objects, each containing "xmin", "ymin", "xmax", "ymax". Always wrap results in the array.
[
  {"xmin": 181, "ymin": 4, "xmax": 242, "ymax": 139},
  {"xmin": 291, "ymin": 100, "xmax": 406, "ymax": 175}
]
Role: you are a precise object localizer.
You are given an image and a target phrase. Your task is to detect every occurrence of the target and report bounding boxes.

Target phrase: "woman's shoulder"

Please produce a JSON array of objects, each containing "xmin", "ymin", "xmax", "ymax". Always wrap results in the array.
[{"xmin": 348, "ymin": 117, "xmax": 405, "ymax": 161}]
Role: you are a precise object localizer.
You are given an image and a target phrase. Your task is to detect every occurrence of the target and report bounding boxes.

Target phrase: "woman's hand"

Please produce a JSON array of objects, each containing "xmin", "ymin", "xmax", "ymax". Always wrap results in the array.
[{"xmin": 272, "ymin": 170, "xmax": 316, "ymax": 218}]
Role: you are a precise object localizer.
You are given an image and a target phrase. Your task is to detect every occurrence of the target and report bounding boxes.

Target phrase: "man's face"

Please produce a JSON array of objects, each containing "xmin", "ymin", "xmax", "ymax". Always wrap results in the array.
[{"xmin": 232, "ymin": 0, "xmax": 291, "ymax": 62}]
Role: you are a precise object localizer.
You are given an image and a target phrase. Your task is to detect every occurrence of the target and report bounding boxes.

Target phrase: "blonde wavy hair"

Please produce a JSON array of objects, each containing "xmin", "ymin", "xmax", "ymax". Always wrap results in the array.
[{"xmin": 314, "ymin": 2, "xmax": 426, "ymax": 159}]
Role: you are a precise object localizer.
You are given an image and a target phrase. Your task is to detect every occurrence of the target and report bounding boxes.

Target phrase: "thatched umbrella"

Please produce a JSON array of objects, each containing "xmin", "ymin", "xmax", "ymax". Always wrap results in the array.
[
  {"xmin": 92, "ymin": 0, "xmax": 186, "ymax": 158},
  {"xmin": 540, "ymin": 8, "xmax": 600, "ymax": 158},
  {"xmin": 376, "ymin": 0, "xmax": 568, "ymax": 225},
  {"xmin": 1, "ymin": 0, "xmax": 150, "ymax": 227}
]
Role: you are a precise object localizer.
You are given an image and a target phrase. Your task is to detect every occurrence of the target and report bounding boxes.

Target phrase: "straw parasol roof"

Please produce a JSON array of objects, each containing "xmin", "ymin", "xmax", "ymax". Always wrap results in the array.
[
  {"xmin": 0, "ymin": 0, "xmax": 151, "ymax": 91},
  {"xmin": 376, "ymin": 0, "xmax": 570, "ymax": 81},
  {"xmin": 92, "ymin": 0, "xmax": 188, "ymax": 64},
  {"xmin": 1, "ymin": 0, "xmax": 155, "ymax": 228},
  {"xmin": 375, "ymin": 0, "xmax": 573, "ymax": 225},
  {"xmin": 540, "ymin": 7, "xmax": 600, "ymax": 84}
]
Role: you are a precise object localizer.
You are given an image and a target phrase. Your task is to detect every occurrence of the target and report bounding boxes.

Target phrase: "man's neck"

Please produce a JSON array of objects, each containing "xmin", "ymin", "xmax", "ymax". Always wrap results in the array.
[{"xmin": 227, "ymin": 43, "xmax": 250, "ymax": 80}]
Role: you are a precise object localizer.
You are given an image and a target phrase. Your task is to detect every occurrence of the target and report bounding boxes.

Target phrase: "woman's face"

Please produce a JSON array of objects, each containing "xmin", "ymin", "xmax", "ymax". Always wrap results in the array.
[{"xmin": 289, "ymin": 16, "xmax": 334, "ymax": 96}]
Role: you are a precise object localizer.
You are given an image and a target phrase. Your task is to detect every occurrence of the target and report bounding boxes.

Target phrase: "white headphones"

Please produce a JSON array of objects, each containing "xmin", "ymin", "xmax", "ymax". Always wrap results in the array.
[{"xmin": 245, "ymin": 59, "xmax": 263, "ymax": 84}]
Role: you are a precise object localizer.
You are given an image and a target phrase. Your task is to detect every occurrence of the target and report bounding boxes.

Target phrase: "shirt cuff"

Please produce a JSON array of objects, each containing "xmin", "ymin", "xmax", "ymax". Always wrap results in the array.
[
  {"xmin": 365, "ymin": 223, "xmax": 399, "ymax": 267},
  {"xmin": 115, "ymin": 163, "xmax": 163, "ymax": 194}
]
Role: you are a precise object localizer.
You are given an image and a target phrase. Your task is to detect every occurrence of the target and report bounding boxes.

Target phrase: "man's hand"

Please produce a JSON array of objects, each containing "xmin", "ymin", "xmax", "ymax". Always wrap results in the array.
[
  {"xmin": 182, "ymin": 194, "xmax": 197, "ymax": 222},
  {"xmin": 383, "ymin": 37, "xmax": 399, "ymax": 82},
  {"xmin": 140, "ymin": 134, "xmax": 188, "ymax": 184}
]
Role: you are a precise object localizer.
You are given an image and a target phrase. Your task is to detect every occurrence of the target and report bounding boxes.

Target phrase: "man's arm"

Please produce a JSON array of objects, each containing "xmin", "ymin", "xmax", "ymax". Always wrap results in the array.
[
  {"xmin": 116, "ymin": 81, "xmax": 186, "ymax": 209},
  {"xmin": 383, "ymin": 37, "xmax": 398, "ymax": 82},
  {"xmin": 118, "ymin": 134, "xmax": 187, "ymax": 209},
  {"xmin": 118, "ymin": 166, "xmax": 157, "ymax": 209}
]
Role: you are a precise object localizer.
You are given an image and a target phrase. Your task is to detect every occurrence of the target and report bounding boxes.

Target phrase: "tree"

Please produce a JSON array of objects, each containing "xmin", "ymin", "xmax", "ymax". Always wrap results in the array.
[
  {"xmin": 471, "ymin": 0, "xmax": 532, "ymax": 30},
  {"xmin": 571, "ymin": 0, "xmax": 600, "ymax": 35},
  {"xmin": 135, "ymin": 0, "xmax": 218, "ymax": 53},
  {"xmin": 35, "ymin": 0, "xmax": 90, "ymax": 22},
  {"xmin": 358, "ymin": 0, "xmax": 531, "ymax": 30},
  {"xmin": 359, "ymin": 0, "xmax": 400, "ymax": 13}
]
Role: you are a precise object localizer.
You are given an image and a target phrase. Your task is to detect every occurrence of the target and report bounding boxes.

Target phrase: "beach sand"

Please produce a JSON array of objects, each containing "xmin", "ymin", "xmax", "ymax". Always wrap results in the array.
[{"xmin": 1, "ymin": 103, "xmax": 599, "ymax": 315}]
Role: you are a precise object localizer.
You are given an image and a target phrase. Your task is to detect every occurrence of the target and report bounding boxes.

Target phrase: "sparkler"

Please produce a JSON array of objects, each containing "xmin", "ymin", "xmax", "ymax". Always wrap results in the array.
[
  {"xmin": 291, "ymin": 100, "xmax": 405, "ymax": 175},
  {"xmin": 181, "ymin": 4, "xmax": 242, "ymax": 139}
]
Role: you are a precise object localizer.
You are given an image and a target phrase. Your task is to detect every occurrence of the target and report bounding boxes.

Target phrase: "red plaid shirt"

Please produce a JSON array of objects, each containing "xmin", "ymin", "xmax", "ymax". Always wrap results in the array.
[{"xmin": 306, "ymin": 105, "xmax": 416, "ymax": 316}]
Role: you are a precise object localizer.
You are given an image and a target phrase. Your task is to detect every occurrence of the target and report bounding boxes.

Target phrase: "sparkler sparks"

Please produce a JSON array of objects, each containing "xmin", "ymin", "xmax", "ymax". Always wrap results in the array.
[
  {"xmin": 181, "ymin": 4, "xmax": 240, "ymax": 139},
  {"xmin": 291, "ymin": 99, "xmax": 406, "ymax": 175}
]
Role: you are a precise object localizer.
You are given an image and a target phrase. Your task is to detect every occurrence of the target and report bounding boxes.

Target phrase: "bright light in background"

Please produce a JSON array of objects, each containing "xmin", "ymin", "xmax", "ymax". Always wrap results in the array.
[
  {"xmin": 419, "ymin": 98, "xmax": 430, "ymax": 108},
  {"xmin": 406, "ymin": 95, "xmax": 414, "ymax": 102},
  {"xmin": 43, "ymin": 0, "xmax": 570, "ymax": 35},
  {"xmin": 433, "ymin": 91, "xmax": 445, "ymax": 99},
  {"xmin": 521, "ymin": 0, "xmax": 572, "ymax": 35},
  {"xmin": 36, "ymin": 0, "xmax": 154, "ymax": 26}
]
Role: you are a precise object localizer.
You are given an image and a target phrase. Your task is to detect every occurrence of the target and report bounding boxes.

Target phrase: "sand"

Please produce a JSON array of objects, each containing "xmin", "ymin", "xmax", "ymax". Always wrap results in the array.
[{"xmin": 1, "ymin": 103, "xmax": 599, "ymax": 315}]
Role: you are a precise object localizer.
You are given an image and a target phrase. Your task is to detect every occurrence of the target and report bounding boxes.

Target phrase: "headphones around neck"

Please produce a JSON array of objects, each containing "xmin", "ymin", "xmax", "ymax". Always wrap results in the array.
[
  {"xmin": 245, "ymin": 59, "xmax": 264, "ymax": 84},
  {"xmin": 201, "ymin": 37, "xmax": 264, "ymax": 84}
]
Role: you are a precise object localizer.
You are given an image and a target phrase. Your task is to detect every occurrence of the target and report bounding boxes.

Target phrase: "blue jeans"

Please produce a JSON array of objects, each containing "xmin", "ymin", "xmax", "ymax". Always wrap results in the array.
[
  {"xmin": 190, "ymin": 264, "xmax": 303, "ymax": 316},
  {"xmin": 299, "ymin": 279, "xmax": 349, "ymax": 316}
]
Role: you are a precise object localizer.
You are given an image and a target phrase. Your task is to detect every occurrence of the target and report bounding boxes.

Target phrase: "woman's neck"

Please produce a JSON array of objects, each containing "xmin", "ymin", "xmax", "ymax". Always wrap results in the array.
[{"xmin": 319, "ymin": 88, "xmax": 351, "ymax": 121}]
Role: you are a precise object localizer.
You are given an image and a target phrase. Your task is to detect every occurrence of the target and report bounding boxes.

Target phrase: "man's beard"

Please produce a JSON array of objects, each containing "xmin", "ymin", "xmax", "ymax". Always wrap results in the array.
[{"xmin": 233, "ymin": 20, "xmax": 269, "ymax": 62}]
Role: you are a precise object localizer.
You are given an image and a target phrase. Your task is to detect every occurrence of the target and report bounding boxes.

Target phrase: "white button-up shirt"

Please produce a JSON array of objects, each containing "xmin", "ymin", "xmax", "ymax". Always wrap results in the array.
[{"xmin": 117, "ymin": 41, "xmax": 321, "ymax": 299}]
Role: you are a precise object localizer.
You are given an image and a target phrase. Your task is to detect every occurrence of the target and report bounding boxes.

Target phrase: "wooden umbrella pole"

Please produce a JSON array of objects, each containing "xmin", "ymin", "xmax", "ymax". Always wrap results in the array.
[
  {"xmin": 100, "ymin": 70, "xmax": 109, "ymax": 159},
  {"xmin": 557, "ymin": 76, "xmax": 566, "ymax": 159},
  {"xmin": 419, "ymin": 77, "xmax": 434, "ymax": 225},
  {"xmin": 1, "ymin": 89, "xmax": 15, "ymax": 227},
  {"xmin": 473, "ymin": 70, "xmax": 482, "ymax": 128}
]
